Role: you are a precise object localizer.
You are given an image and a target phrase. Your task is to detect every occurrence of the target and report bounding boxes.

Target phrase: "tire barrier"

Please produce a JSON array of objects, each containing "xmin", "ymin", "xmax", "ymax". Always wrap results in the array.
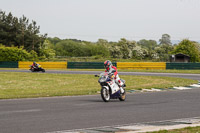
[
  {"xmin": 67, "ymin": 62, "xmax": 116, "ymax": 69},
  {"xmin": 166, "ymin": 63, "xmax": 200, "ymax": 70},
  {"xmin": 18, "ymin": 62, "xmax": 67, "ymax": 69},
  {"xmin": 117, "ymin": 62, "xmax": 166, "ymax": 70},
  {"xmin": 1, "ymin": 61, "xmax": 200, "ymax": 70},
  {"xmin": 0, "ymin": 61, "xmax": 18, "ymax": 68}
]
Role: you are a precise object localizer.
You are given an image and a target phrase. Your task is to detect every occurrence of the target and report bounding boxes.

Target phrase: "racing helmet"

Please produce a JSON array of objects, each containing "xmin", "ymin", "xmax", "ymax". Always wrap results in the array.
[{"xmin": 104, "ymin": 60, "xmax": 112, "ymax": 69}]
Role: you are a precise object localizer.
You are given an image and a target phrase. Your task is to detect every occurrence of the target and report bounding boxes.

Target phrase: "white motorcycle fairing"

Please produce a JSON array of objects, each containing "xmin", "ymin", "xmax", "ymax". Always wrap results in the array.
[{"xmin": 107, "ymin": 80, "xmax": 120, "ymax": 94}]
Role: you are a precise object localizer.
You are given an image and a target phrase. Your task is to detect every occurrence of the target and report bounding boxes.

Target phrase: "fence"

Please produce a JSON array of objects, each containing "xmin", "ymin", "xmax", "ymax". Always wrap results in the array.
[
  {"xmin": 0, "ymin": 61, "xmax": 18, "ymax": 68},
  {"xmin": 1, "ymin": 61, "xmax": 200, "ymax": 70}
]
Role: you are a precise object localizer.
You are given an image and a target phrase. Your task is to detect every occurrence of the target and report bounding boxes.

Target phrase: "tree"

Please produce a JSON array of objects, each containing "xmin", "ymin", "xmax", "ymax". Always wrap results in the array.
[
  {"xmin": 137, "ymin": 39, "xmax": 157, "ymax": 49},
  {"xmin": 172, "ymin": 39, "xmax": 200, "ymax": 62},
  {"xmin": 118, "ymin": 38, "xmax": 129, "ymax": 59},
  {"xmin": 109, "ymin": 43, "xmax": 123, "ymax": 58},
  {"xmin": 0, "ymin": 10, "xmax": 47, "ymax": 53},
  {"xmin": 132, "ymin": 45, "xmax": 147, "ymax": 60},
  {"xmin": 159, "ymin": 34, "xmax": 172, "ymax": 45},
  {"xmin": 97, "ymin": 39, "xmax": 109, "ymax": 47},
  {"xmin": 118, "ymin": 38, "xmax": 137, "ymax": 59},
  {"xmin": 137, "ymin": 39, "xmax": 158, "ymax": 59},
  {"xmin": 155, "ymin": 44, "xmax": 174, "ymax": 61},
  {"xmin": 47, "ymin": 37, "xmax": 61, "ymax": 45},
  {"xmin": 38, "ymin": 40, "xmax": 56, "ymax": 60}
]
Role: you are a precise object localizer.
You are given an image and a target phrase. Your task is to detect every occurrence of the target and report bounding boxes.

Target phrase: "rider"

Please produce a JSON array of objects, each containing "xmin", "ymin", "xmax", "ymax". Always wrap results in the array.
[
  {"xmin": 32, "ymin": 62, "xmax": 39, "ymax": 69},
  {"xmin": 104, "ymin": 60, "xmax": 124, "ymax": 93}
]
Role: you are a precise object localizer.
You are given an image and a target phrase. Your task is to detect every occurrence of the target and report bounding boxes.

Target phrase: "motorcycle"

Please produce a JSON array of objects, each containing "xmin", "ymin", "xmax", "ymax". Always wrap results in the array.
[
  {"xmin": 95, "ymin": 72, "xmax": 126, "ymax": 102},
  {"xmin": 29, "ymin": 64, "xmax": 45, "ymax": 72}
]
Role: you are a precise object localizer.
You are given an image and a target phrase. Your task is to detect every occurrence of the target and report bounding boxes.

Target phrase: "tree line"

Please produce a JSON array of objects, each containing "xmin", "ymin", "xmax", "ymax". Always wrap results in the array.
[
  {"xmin": 47, "ymin": 35, "xmax": 200, "ymax": 62},
  {"xmin": 0, "ymin": 10, "xmax": 49, "ymax": 60},
  {"xmin": 0, "ymin": 10, "xmax": 200, "ymax": 62}
]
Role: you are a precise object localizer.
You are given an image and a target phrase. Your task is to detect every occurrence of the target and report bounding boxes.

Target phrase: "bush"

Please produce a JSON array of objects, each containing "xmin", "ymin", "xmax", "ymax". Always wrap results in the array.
[
  {"xmin": 29, "ymin": 50, "xmax": 39, "ymax": 61},
  {"xmin": 0, "ymin": 45, "xmax": 31, "ymax": 61}
]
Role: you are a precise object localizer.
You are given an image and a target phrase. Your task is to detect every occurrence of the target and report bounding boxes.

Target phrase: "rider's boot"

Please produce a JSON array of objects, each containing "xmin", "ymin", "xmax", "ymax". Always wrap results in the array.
[
  {"xmin": 119, "ymin": 83, "xmax": 124, "ymax": 94},
  {"xmin": 120, "ymin": 86, "xmax": 124, "ymax": 93},
  {"xmin": 118, "ymin": 79, "xmax": 124, "ymax": 93}
]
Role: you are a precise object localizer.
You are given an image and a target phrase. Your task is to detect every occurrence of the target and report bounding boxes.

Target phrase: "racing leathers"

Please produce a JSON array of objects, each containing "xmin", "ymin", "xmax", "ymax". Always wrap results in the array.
[
  {"xmin": 31, "ymin": 62, "xmax": 39, "ymax": 69},
  {"xmin": 105, "ymin": 66, "xmax": 124, "ymax": 93}
]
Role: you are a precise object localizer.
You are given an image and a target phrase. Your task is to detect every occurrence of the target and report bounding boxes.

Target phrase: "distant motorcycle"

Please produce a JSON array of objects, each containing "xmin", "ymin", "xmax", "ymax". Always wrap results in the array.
[
  {"xmin": 29, "ymin": 65, "xmax": 45, "ymax": 72},
  {"xmin": 95, "ymin": 72, "xmax": 126, "ymax": 102}
]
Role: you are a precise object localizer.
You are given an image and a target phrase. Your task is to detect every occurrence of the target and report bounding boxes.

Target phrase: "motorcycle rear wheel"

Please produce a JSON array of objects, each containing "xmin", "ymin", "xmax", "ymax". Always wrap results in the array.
[{"xmin": 101, "ymin": 87, "xmax": 110, "ymax": 102}]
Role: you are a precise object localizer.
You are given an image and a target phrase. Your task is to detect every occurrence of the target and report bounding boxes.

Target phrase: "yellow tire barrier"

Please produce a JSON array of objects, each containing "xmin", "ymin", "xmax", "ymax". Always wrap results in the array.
[
  {"xmin": 19, "ymin": 62, "xmax": 67, "ymax": 69},
  {"xmin": 117, "ymin": 62, "xmax": 166, "ymax": 70}
]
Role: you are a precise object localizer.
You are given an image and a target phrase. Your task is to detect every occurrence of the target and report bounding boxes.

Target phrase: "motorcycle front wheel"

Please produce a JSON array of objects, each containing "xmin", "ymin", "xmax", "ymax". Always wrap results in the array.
[
  {"xmin": 101, "ymin": 87, "xmax": 110, "ymax": 102},
  {"xmin": 119, "ymin": 89, "xmax": 126, "ymax": 101}
]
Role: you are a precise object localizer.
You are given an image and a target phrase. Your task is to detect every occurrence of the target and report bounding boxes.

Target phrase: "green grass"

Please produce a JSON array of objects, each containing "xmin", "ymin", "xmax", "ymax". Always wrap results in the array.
[
  {"xmin": 149, "ymin": 126, "xmax": 200, "ymax": 133},
  {"xmin": 0, "ymin": 72, "xmax": 197, "ymax": 99}
]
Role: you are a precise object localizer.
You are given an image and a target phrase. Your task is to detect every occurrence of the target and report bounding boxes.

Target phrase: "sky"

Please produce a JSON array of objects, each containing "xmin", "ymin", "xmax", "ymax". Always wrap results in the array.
[{"xmin": 1, "ymin": 0, "xmax": 200, "ymax": 42}]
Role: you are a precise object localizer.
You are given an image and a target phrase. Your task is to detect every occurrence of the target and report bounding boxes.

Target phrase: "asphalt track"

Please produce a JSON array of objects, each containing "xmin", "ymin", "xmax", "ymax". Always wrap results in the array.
[
  {"xmin": 0, "ymin": 70, "xmax": 200, "ymax": 133},
  {"xmin": 1, "ymin": 69, "xmax": 200, "ymax": 80}
]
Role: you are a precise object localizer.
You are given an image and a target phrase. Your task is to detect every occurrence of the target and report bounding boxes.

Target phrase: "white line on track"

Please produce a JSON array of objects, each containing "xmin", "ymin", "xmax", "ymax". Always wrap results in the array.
[{"xmin": 0, "ymin": 109, "xmax": 41, "ymax": 115}]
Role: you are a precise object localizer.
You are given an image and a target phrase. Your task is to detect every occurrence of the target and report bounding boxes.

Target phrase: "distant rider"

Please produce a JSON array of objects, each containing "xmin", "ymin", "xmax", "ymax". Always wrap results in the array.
[
  {"xmin": 32, "ymin": 62, "xmax": 39, "ymax": 69},
  {"xmin": 104, "ymin": 60, "xmax": 124, "ymax": 93}
]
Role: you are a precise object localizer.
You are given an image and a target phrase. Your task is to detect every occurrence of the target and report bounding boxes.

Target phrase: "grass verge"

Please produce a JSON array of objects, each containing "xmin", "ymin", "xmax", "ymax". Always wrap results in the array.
[
  {"xmin": 1, "ymin": 68, "xmax": 200, "ymax": 74},
  {"xmin": 0, "ymin": 72, "xmax": 197, "ymax": 99},
  {"xmin": 149, "ymin": 126, "xmax": 200, "ymax": 133}
]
